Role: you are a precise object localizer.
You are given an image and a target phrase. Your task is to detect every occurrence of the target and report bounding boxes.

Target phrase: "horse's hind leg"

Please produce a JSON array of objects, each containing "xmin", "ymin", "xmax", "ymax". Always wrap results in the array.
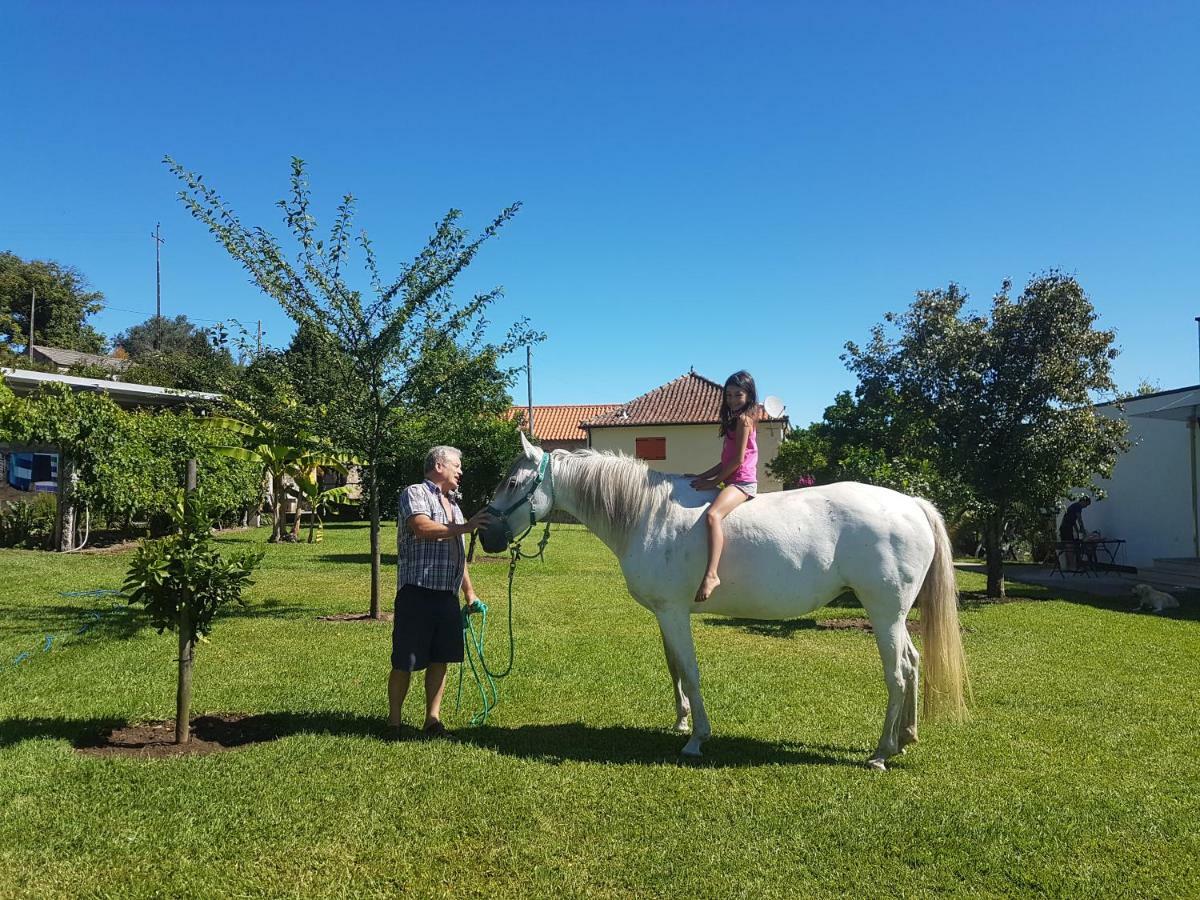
[
  {"xmin": 867, "ymin": 617, "xmax": 915, "ymax": 771},
  {"xmin": 899, "ymin": 636, "xmax": 920, "ymax": 751},
  {"xmin": 659, "ymin": 628, "xmax": 691, "ymax": 732},
  {"xmin": 656, "ymin": 609, "xmax": 710, "ymax": 757}
]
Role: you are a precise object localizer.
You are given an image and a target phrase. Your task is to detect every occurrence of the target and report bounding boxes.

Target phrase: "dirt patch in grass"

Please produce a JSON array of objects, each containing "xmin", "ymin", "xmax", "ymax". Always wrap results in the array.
[
  {"xmin": 317, "ymin": 611, "xmax": 394, "ymax": 622},
  {"xmin": 818, "ymin": 618, "xmax": 919, "ymax": 634},
  {"xmin": 78, "ymin": 714, "xmax": 282, "ymax": 758}
]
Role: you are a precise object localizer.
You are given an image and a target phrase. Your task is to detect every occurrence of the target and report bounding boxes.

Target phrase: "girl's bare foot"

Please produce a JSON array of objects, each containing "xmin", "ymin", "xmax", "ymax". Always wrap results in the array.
[{"xmin": 695, "ymin": 573, "xmax": 720, "ymax": 602}]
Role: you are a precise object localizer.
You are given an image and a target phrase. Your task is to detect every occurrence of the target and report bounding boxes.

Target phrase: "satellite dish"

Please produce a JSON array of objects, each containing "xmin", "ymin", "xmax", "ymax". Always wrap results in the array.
[{"xmin": 762, "ymin": 395, "xmax": 786, "ymax": 418}]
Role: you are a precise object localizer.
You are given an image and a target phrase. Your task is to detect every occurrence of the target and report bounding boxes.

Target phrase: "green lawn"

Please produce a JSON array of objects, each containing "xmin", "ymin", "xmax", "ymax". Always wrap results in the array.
[{"xmin": 1, "ymin": 523, "xmax": 1197, "ymax": 897}]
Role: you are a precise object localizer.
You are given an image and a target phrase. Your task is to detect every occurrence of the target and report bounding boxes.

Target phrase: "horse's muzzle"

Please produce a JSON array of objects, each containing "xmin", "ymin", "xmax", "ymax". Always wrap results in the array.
[{"xmin": 478, "ymin": 514, "xmax": 511, "ymax": 554}]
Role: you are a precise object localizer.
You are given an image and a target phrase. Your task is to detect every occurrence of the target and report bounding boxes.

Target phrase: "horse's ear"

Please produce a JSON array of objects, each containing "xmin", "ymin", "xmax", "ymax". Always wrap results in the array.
[{"xmin": 519, "ymin": 430, "xmax": 540, "ymax": 459}]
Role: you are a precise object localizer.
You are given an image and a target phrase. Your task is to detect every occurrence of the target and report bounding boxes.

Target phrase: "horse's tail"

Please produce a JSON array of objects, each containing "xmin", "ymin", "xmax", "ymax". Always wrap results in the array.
[{"xmin": 914, "ymin": 497, "xmax": 970, "ymax": 721}]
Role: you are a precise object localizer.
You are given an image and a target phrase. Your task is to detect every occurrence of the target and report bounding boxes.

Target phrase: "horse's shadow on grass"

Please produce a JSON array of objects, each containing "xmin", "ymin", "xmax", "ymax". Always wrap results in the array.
[
  {"xmin": 0, "ymin": 712, "xmax": 861, "ymax": 768},
  {"xmin": 705, "ymin": 617, "xmax": 830, "ymax": 638},
  {"xmin": 460, "ymin": 722, "xmax": 859, "ymax": 768}
]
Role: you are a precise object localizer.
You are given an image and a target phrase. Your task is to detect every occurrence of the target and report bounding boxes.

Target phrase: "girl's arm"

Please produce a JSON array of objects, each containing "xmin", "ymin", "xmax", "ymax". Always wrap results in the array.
[{"xmin": 697, "ymin": 416, "xmax": 753, "ymax": 485}]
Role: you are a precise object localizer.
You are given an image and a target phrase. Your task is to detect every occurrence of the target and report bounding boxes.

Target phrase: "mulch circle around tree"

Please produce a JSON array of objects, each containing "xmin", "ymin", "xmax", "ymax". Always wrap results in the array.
[
  {"xmin": 317, "ymin": 612, "xmax": 394, "ymax": 623},
  {"xmin": 77, "ymin": 714, "xmax": 282, "ymax": 759}
]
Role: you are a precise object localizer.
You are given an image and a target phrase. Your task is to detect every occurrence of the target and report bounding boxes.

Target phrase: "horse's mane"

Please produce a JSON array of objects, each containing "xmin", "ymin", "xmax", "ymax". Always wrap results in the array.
[{"xmin": 553, "ymin": 449, "xmax": 675, "ymax": 544}]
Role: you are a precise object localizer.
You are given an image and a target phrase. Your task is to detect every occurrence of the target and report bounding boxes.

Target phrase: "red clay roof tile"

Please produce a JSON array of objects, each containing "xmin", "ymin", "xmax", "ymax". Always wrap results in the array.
[
  {"xmin": 505, "ymin": 404, "xmax": 622, "ymax": 442},
  {"xmin": 581, "ymin": 371, "xmax": 787, "ymax": 429}
]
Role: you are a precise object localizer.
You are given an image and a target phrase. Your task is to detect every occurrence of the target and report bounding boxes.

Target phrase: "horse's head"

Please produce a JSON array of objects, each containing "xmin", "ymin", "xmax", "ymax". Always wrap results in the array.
[{"xmin": 479, "ymin": 432, "xmax": 555, "ymax": 553}]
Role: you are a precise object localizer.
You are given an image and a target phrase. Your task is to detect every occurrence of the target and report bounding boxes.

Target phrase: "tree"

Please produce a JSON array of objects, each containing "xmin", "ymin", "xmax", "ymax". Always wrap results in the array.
[
  {"xmin": 0, "ymin": 252, "xmax": 106, "ymax": 354},
  {"xmin": 115, "ymin": 314, "xmax": 214, "ymax": 358},
  {"xmin": 124, "ymin": 476, "xmax": 263, "ymax": 744},
  {"xmin": 168, "ymin": 156, "xmax": 540, "ymax": 617},
  {"xmin": 115, "ymin": 315, "xmax": 237, "ymax": 391},
  {"xmin": 843, "ymin": 273, "xmax": 1128, "ymax": 597},
  {"xmin": 769, "ymin": 390, "xmax": 963, "ymax": 515}
]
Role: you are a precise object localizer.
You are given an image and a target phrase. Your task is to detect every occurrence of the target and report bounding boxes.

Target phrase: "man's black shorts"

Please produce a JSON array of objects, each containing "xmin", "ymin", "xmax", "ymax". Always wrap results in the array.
[{"xmin": 392, "ymin": 583, "xmax": 463, "ymax": 672}]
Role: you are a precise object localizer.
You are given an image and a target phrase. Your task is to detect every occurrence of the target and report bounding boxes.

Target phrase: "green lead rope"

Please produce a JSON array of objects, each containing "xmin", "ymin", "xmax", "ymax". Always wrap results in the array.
[{"xmin": 455, "ymin": 520, "xmax": 551, "ymax": 726}]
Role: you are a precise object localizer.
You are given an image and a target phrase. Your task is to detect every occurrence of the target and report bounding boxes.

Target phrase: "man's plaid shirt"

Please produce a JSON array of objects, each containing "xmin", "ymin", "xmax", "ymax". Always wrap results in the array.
[{"xmin": 397, "ymin": 480, "xmax": 466, "ymax": 594}]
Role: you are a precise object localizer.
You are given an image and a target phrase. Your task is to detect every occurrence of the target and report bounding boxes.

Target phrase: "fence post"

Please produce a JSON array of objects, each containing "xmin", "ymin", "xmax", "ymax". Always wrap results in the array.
[{"xmin": 175, "ymin": 459, "xmax": 197, "ymax": 744}]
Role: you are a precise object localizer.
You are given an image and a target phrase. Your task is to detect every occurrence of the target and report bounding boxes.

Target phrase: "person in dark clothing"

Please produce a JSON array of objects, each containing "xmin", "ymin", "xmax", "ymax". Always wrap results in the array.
[{"xmin": 1059, "ymin": 497, "xmax": 1092, "ymax": 570}]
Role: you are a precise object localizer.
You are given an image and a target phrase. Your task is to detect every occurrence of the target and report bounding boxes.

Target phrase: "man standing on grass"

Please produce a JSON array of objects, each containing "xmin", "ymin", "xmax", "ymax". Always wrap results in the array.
[{"xmin": 389, "ymin": 445, "xmax": 491, "ymax": 739}]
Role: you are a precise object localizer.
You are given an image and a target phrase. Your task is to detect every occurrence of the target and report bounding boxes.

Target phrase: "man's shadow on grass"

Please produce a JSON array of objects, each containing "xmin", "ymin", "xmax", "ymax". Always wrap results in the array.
[{"xmin": 0, "ymin": 712, "xmax": 861, "ymax": 768}]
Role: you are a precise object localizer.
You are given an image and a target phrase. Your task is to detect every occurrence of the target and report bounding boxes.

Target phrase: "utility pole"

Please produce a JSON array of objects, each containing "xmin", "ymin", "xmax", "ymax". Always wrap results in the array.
[
  {"xmin": 256, "ymin": 320, "xmax": 263, "ymax": 356},
  {"xmin": 28, "ymin": 286, "xmax": 35, "ymax": 361},
  {"xmin": 526, "ymin": 345, "xmax": 534, "ymax": 440},
  {"xmin": 152, "ymin": 223, "xmax": 165, "ymax": 320}
]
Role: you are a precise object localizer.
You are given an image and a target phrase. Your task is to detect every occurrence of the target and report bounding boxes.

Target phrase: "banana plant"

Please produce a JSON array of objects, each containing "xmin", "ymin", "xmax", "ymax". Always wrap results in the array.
[
  {"xmin": 291, "ymin": 466, "xmax": 356, "ymax": 543},
  {"xmin": 208, "ymin": 412, "xmax": 355, "ymax": 543}
]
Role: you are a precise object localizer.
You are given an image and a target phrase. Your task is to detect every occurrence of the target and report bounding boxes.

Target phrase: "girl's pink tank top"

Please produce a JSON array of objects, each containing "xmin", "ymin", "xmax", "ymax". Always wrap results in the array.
[{"xmin": 721, "ymin": 422, "xmax": 758, "ymax": 484}]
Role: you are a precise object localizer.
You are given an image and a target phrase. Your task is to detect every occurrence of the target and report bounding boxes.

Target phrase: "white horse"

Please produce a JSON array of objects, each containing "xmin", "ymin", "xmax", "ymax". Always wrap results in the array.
[{"xmin": 481, "ymin": 433, "xmax": 969, "ymax": 770}]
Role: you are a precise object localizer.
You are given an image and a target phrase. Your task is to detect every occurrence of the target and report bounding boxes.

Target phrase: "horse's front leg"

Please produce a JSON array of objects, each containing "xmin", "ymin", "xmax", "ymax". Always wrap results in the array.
[
  {"xmin": 656, "ymin": 608, "xmax": 710, "ymax": 756},
  {"xmin": 659, "ymin": 627, "xmax": 691, "ymax": 732}
]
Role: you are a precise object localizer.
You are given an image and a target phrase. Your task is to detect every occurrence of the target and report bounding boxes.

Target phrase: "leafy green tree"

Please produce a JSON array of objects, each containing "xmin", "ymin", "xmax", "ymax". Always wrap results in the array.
[
  {"xmin": 281, "ymin": 320, "xmax": 359, "ymax": 450},
  {"xmin": 844, "ymin": 272, "xmax": 1128, "ymax": 597},
  {"xmin": 0, "ymin": 252, "xmax": 106, "ymax": 354},
  {"xmin": 770, "ymin": 390, "xmax": 964, "ymax": 516},
  {"xmin": 380, "ymin": 342, "xmax": 526, "ymax": 519},
  {"xmin": 116, "ymin": 316, "xmax": 237, "ymax": 391},
  {"xmin": 167, "ymin": 155, "xmax": 540, "ymax": 617},
  {"xmin": 124, "ymin": 482, "xmax": 263, "ymax": 744},
  {"xmin": 115, "ymin": 314, "xmax": 213, "ymax": 358}
]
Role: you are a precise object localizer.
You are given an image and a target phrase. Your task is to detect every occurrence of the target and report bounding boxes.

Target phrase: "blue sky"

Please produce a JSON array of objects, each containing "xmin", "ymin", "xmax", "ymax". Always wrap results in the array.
[{"xmin": 3, "ymin": 1, "xmax": 1197, "ymax": 426}]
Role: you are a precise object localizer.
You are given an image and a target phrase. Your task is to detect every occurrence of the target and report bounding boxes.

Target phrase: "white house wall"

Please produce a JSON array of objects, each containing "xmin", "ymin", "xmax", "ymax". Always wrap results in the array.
[
  {"xmin": 587, "ymin": 422, "xmax": 786, "ymax": 492},
  {"xmin": 1090, "ymin": 400, "xmax": 1196, "ymax": 568}
]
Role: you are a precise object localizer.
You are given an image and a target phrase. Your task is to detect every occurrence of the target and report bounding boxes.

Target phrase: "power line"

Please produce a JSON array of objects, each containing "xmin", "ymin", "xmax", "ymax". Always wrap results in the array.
[{"xmin": 98, "ymin": 304, "xmax": 224, "ymax": 324}]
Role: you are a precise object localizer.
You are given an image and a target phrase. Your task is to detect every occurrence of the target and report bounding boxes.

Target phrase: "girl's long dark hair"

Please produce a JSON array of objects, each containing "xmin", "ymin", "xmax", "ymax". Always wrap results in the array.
[{"xmin": 718, "ymin": 370, "xmax": 758, "ymax": 437}]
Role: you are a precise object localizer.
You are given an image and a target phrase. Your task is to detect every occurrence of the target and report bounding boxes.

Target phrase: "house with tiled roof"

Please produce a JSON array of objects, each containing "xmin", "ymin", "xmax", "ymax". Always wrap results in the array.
[
  {"xmin": 506, "ymin": 404, "xmax": 622, "ymax": 452},
  {"xmin": 30, "ymin": 344, "xmax": 131, "ymax": 374},
  {"xmin": 581, "ymin": 370, "xmax": 790, "ymax": 492}
]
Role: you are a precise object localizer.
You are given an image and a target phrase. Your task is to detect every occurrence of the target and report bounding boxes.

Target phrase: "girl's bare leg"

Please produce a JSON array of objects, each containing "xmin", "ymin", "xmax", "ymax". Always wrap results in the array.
[{"xmin": 695, "ymin": 486, "xmax": 750, "ymax": 602}]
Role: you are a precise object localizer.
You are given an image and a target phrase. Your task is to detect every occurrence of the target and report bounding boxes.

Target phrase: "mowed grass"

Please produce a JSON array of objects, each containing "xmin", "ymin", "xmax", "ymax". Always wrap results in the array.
[{"xmin": 1, "ymin": 523, "xmax": 1197, "ymax": 898}]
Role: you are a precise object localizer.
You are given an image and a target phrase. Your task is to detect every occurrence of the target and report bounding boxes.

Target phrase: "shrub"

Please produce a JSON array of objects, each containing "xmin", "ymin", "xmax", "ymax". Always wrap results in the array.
[{"xmin": 0, "ymin": 495, "xmax": 57, "ymax": 549}]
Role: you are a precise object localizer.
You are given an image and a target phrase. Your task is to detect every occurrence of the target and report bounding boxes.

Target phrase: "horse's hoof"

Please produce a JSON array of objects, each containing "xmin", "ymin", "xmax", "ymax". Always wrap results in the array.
[
  {"xmin": 866, "ymin": 758, "xmax": 887, "ymax": 772},
  {"xmin": 673, "ymin": 720, "xmax": 690, "ymax": 733},
  {"xmin": 680, "ymin": 748, "xmax": 703, "ymax": 760},
  {"xmin": 681, "ymin": 737, "xmax": 705, "ymax": 758}
]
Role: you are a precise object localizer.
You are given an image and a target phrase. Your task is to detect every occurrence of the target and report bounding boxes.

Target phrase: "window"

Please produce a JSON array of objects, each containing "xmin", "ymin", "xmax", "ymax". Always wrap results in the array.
[{"xmin": 635, "ymin": 437, "xmax": 666, "ymax": 460}]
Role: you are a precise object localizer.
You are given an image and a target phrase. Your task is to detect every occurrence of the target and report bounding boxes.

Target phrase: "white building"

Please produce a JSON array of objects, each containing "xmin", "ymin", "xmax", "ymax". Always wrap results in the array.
[{"xmin": 1089, "ymin": 385, "xmax": 1199, "ymax": 570}]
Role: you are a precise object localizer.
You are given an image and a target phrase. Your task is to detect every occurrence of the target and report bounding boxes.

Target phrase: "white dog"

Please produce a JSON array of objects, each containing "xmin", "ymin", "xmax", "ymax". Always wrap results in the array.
[{"xmin": 1132, "ymin": 584, "xmax": 1180, "ymax": 613}]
